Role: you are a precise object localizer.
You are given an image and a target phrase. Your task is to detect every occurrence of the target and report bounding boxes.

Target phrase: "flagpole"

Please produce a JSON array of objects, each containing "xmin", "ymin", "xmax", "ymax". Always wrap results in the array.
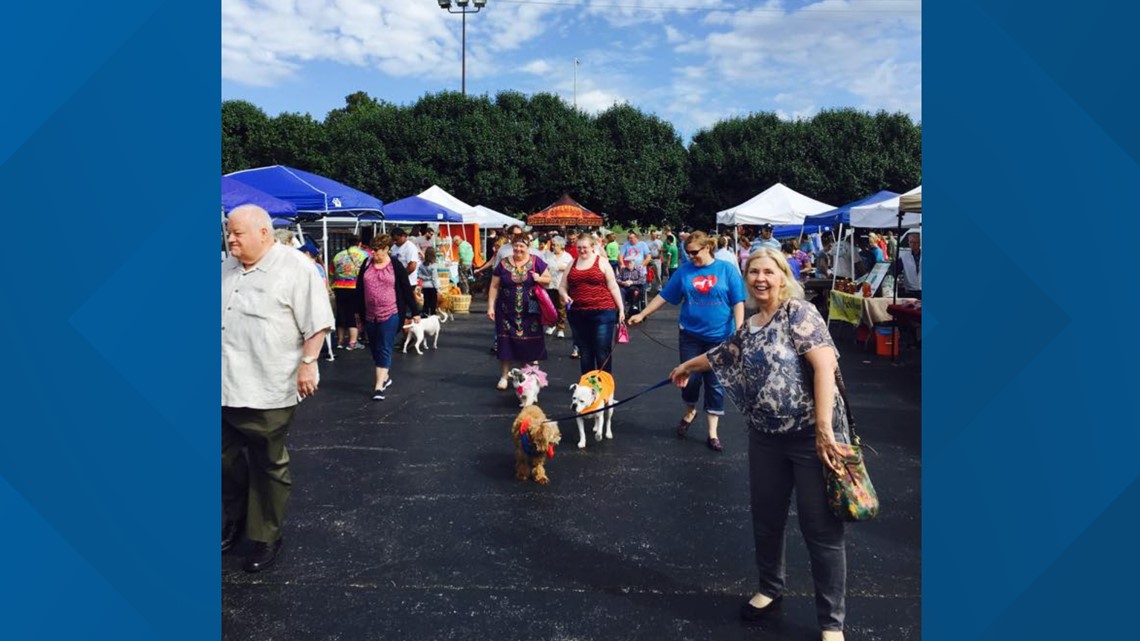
[{"xmin": 574, "ymin": 58, "xmax": 578, "ymax": 109}]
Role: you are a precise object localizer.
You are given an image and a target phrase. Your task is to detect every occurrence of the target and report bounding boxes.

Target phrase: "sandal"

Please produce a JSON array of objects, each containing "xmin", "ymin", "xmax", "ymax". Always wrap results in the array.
[
  {"xmin": 707, "ymin": 437, "xmax": 724, "ymax": 452},
  {"xmin": 675, "ymin": 416, "xmax": 694, "ymax": 438}
]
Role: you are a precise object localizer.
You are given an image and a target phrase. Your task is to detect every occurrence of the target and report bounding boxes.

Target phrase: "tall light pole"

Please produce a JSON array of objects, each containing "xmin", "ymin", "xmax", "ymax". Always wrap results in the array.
[{"xmin": 438, "ymin": 0, "xmax": 487, "ymax": 96}]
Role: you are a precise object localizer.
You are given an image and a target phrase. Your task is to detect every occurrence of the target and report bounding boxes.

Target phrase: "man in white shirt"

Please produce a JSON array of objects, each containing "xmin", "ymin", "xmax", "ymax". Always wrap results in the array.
[
  {"xmin": 897, "ymin": 231, "xmax": 922, "ymax": 299},
  {"xmin": 222, "ymin": 205, "xmax": 334, "ymax": 573},
  {"xmin": 391, "ymin": 227, "xmax": 420, "ymax": 286}
]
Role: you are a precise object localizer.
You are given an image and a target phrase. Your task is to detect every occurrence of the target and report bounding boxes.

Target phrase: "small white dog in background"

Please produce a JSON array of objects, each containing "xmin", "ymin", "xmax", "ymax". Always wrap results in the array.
[
  {"xmin": 508, "ymin": 365, "xmax": 549, "ymax": 407},
  {"xmin": 402, "ymin": 315, "xmax": 445, "ymax": 354}
]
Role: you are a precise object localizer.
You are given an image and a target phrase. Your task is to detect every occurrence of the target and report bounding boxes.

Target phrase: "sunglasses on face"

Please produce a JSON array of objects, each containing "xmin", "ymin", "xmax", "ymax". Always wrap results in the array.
[{"xmin": 685, "ymin": 248, "xmax": 702, "ymax": 256}]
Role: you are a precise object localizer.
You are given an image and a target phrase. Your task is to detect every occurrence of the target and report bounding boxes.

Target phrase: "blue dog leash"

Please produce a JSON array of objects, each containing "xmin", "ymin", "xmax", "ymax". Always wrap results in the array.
[{"xmin": 543, "ymin": 377, "xmax": 673, "ymax": 423}]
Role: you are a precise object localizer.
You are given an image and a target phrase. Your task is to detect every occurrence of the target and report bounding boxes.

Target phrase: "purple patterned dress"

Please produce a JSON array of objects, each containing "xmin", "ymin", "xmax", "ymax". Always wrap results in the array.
[{"xmin": 494, "ymin": 256, "xmax": 549, "ymax": 362}]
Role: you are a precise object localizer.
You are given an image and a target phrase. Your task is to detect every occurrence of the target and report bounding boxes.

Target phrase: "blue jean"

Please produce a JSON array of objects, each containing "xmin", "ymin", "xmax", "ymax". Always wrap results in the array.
[
  {"xmin": 678, "ymin": 329, "xmax": 725, "ymax": 414},
  {"xmin": 568, "ymin": 308, "xmax": 617, "ymax": 375},
  {"xmin": 364, "ymin": 314, "xmax": 401, "ymax": 368}
]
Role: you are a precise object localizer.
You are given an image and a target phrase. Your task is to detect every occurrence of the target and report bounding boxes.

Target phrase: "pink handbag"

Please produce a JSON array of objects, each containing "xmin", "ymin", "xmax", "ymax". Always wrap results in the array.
[
  {"xmin": 532, "ymin": 286, "xmax": 558, "ymax": 325},
  {"xmin": 616, "ymin": 323, "xmax": 630, "ymax": 344}
]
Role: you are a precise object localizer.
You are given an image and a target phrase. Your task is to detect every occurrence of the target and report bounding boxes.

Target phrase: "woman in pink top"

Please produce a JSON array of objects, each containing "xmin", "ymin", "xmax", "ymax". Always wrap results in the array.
[{"xmin": 355, "ymin": 234, "xmax": 419, "ymax": 401}]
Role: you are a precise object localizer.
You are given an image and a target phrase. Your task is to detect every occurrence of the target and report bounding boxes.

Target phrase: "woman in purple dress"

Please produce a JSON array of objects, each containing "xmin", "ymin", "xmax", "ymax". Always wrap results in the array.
[{"xmin": 488, "ymin": 233, "xmax": 552, "ymax": 390}]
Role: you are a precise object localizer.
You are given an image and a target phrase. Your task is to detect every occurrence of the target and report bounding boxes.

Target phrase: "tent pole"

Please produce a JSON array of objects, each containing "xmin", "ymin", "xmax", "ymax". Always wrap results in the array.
[
  {"xmin": 830, "ymin": 223, "xmax": 842, "ymax": 290},
  {"xmin": 892, "ymin": 212, "xmax": 904, "ymax": 363},
  {"xmin": 322, "ymin": 216, "xmax": 329, "ymax": 268}
]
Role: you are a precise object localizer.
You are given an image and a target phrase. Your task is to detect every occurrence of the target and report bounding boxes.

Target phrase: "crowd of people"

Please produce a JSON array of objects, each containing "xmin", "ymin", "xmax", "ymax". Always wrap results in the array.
[{"xmin": 223, "ymin": 207, "xmax": 919, "ymax": 641}]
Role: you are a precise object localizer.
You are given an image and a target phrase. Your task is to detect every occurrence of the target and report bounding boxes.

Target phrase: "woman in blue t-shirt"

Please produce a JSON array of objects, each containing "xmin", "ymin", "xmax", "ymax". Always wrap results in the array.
[{"xmin": 628, "ymin": 231, "xmax": 746, "ymax": 451}]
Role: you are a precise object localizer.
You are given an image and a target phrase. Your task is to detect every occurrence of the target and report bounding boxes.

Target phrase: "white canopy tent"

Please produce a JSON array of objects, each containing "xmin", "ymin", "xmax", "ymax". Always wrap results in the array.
[
  {"xmin": 470, "ymin": 204, "xmax": 525, "ymax": 229},
  {"xmin": 418, "ymin": 185, "xmax": 525, "ymax": 228},
  {"xmin": 418, "ymin": 185, "xmax": 475, "ymax": 216},
  {"xmin": 849, "ymin": 185, "xmax": 922, "ymax": 228},
  {"xmin": 715, "ymin": 183, "xmax": 835, "ymax": 226}
]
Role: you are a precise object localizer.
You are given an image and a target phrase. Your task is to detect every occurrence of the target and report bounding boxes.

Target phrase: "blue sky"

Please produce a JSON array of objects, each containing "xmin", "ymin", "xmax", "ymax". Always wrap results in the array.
[{"xmin": 222, "ymin": 0, "xmax": 921, "ymax": 141}]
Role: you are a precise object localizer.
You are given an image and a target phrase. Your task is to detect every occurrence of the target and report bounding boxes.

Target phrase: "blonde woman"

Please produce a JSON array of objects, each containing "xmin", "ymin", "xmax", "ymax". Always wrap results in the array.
[
  {"xmin": 629, "ymin": 231, "xmax": 745, "ymax": 451},
  {"xmin": 669, "ymin": 247, "xmax": 851, "ymax": 641},
  {"xmin": 559, "ymin": 233, "xmax": 624, "ymax": 374}
]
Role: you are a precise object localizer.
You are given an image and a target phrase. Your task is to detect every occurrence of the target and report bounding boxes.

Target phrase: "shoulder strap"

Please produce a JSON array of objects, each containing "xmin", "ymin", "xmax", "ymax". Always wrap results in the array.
[{"xmin": 784, "ymin": 302, "xmax": 860, "ymax": 443}]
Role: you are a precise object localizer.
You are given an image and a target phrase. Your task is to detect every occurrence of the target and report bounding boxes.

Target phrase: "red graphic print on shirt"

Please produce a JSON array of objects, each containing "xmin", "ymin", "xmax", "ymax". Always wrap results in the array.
[{"xmin": 692, "ymin": 275, "xmax": 718, "ymax": 294}]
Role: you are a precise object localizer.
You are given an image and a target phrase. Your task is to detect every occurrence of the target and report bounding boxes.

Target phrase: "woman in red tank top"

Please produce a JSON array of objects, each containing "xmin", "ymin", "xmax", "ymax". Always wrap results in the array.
[{"xmin": 559, "ymin": 234, "xmax": 625, "ymax": 374}]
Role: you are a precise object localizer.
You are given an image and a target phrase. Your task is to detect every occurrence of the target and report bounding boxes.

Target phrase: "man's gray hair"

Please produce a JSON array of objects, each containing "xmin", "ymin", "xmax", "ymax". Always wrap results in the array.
[{"xmin": 229, "ymin": 204, "xmax": 273, "ymax": 231}]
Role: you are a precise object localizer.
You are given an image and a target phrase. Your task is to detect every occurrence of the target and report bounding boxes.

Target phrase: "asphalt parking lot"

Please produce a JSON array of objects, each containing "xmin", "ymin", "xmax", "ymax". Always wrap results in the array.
[{"xmin": 223, "ymin": 298, "xmax": 921, "ymax": 641}]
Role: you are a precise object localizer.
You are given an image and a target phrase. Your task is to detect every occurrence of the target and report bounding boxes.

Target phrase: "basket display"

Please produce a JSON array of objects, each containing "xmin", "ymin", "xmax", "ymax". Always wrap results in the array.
[{"xmin": 451, "ymin": 294, "xmax": 472, "ymax": 314}]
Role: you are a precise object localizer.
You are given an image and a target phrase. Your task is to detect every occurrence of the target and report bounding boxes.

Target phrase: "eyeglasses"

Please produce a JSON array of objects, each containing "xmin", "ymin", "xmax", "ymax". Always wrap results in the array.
[{"xmin": 685, "ymin": 248, "xmax": 702, "ymax": 256}]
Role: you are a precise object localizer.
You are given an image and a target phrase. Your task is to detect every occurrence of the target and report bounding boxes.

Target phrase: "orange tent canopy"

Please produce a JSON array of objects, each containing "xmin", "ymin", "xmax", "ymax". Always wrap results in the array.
[{"xmin": 527, "ymin": 194, "xmax": 603, "ymax": 227}]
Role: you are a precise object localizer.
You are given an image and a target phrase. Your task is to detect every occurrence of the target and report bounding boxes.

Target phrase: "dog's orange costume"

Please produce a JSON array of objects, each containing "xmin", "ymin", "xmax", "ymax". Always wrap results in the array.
[{"xmin": 577, "ymin": 370, "xmax": 615, "ymax": 414}]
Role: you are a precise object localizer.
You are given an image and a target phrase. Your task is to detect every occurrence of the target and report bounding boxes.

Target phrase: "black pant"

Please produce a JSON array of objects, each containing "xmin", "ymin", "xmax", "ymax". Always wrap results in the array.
[
  {"xmin": 422, "ymin": 288, "xmax": 438, "ymax": 316},
  {"xmin": 748, "ymin": 430, "xmax": 846, "ymax": 631}
]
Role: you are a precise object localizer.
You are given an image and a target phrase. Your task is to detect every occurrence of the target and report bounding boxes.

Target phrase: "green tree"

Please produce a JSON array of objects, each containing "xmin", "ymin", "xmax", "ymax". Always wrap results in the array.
[
  {"xmin": 594, "ymin": 104, "xmax": 688, "ymax": 228},
  {"xmin": 263, "ymin": 112, "xmax": 329, "ymax": 175},
  {"xmin": 221, "ymin": 100, "xmax": 271, "ymax": 174}
]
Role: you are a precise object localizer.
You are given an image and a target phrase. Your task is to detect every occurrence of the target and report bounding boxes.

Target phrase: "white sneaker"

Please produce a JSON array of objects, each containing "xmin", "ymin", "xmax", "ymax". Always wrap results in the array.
[
  {"xmin": 557, "ymin": 330, "xmax": 565, "ymax": 338},
  {"xmin": 545, "ymin": 327, "xmax": 555, "ymax": 335},
  {"xmin": 821, "ymin": 631, "xmax": 845, "ymax": 641},
  {"xmin": 496, "ymin": 377, "xmax": 509, "ymax": 390}
]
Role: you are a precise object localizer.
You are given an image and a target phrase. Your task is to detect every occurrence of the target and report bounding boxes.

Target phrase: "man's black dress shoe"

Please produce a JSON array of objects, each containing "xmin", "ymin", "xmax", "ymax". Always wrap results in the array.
[
  {"xmin": 222, "ymin": 520, "xmax": 244, "ymax": 553},
  {"xmin": 243, "ymin": 539, "xmax": 283, "ymax": 573},
  {"xmin": 740, "ymin": 595, "xmax": 783, "ymax": 622}
]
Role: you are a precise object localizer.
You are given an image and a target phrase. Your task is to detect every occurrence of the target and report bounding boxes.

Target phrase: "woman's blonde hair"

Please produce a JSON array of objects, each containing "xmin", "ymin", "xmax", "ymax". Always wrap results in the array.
[
  {"xmin": 744, "ymin": 247, "xmax": 804, "ymax": 304},
  {"xmin": 684, "ymin": 231, "xmax": 717, "ymax": 254}
]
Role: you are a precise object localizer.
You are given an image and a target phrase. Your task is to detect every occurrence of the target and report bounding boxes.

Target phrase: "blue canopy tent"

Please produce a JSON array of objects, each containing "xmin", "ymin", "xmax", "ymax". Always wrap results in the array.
[
  {"xmin": 380, "ymin": 196, "xmax": 463, "ymax": 224},
  {"xmin": 801, "ymin": 190, "xmax": 899, "ymax": 284},
  {"xmin": 225, "ymin": 165, "xmax": 385, "ymax": 265},
  {"xmin": 772, "ymin": 223, "xmax": 827, "ymax": 240},
  {"xmin": 222, "ymin": 176, "xmax": 297, "ymax": 217},
  {"xmin": 803, "ymin": 190, "xmax": 899, "ymax": 229}
]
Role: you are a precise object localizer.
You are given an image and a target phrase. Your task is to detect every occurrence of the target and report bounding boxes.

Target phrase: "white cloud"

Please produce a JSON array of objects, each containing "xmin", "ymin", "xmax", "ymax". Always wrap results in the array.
[
  {"xmin": 222, "ymin": 0, "xmax": 921, "ymax": 139},
  {"xmin": 575, "ymin": 88, "xmax": 627, "ymax": 114},
  {"xmin": 583, "ymin": 0, "xmax": 727, "ymax": 28},
  {"xmin": 520, "ymin": 60, "xmax": 553, "ymax": 75},
  {"xmin": 222, "ymin": 0, "xmax": 573, "ymax": 86},
  {"xmin": 686, "ymin": 0, "xmax": 922, "ymax": 118}
]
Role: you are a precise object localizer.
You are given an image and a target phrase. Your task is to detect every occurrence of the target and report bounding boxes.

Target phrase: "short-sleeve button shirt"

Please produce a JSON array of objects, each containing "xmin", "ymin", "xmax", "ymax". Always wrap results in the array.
[{"xmin": 222, "ymin": 243, "xmax": 336, "ymax": 409}]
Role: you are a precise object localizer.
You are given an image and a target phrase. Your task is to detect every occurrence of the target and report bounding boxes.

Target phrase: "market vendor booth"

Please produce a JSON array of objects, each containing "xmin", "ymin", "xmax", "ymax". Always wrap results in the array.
[{"xmin": 527, "ymin": 194, "xmax": 604, "ymax": 229}]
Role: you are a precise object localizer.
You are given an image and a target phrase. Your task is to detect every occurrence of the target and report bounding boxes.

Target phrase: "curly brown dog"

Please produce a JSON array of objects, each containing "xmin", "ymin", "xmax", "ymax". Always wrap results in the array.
[{"xmin": 512, "ymin": 405, "xmax": 561, "ymax": 485}]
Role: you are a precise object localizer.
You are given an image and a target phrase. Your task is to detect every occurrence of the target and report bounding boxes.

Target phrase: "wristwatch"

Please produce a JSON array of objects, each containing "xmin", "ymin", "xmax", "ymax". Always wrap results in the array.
[{"xmin": 301, "ymin": 355, "xmax": 318, "ymax": 365}]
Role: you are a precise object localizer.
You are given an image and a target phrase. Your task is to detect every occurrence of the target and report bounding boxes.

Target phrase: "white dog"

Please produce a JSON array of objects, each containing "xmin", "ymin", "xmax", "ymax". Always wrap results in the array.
[
  {"xmin": 402, "ymin": 315, "xmax": 445, "ymax": 354},
  {"xmin": 569, "ymin": 370, "xmax": 616, "ymax": 449},
  {"xmin": 508, "ymin": 365, "xmax": 548, "ymax": 408}
]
